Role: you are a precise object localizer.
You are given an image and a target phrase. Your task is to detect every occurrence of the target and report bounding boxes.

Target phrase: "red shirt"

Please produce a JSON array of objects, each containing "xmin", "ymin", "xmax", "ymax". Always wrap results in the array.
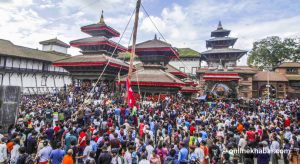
[
  {"xmin": 93, "ymin": 136, "xmax": 99, "ymax": 142},
  {"xmin": 107, "ymin": 121, "xmax": 113, "ymax": 128},
  {"xmin": 90, "ymin": 127, "xmax": 95, "ymax": 133},
  {"xmin": 246, "ymin": 130, "xmax": 255, "ymax": 142},
  {"xmin": 257, "ymin": 129, "xmax": 263, "ymax": 136},
  {"xmin": 79, "ymin": 132, "xmax": 87, "ymax": 147},
  {"xmin": 53, "ymin": 126, "xmax": 60, "ymax": 133},
  {"xmin": 190, "ymin": 125, "xmax": 196, "ymax": 135},
  {"xmin": 285, "ymin": 118, "xmax": 291, "ymax": 127}
]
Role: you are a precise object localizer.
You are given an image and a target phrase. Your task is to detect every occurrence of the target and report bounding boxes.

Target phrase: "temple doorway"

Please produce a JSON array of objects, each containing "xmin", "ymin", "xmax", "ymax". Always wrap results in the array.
[
  {"xmin": 205, "ymin": 81, "xmax": 238, "ymax": 99},
  {"xmin": 211, "ymin": 83, "xmax": 232, "ymax": 98}
]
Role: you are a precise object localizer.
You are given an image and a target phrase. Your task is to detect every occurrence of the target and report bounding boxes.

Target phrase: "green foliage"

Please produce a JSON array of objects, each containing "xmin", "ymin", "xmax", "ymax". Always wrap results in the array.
[
  {"xmin": 247, "ymin": 36, "xmax": 300, "ymax": 70},
  {"xmin": 118, "ymin": 52, "xmax": 137, "ymax": 61},
  {"xmin": 118, "ymin": 48, "xmax": 200, "ymax": 60},
  {"xmin": 177, "ymin": 48, "xmax": 199, "ymax": 58}
]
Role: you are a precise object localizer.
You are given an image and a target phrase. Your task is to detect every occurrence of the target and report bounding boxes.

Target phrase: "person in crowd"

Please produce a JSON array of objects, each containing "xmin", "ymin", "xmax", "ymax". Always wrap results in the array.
[
  {"xmin": 36, "ymin": 140, "xmax": 52, "ymax": 164},
  {"xmin": 62, "ymin": 149, "xmax": 74, "ymax": 164},
  {"xmin": 0, "ymin": 82, "xmax": 299, "ymax": 164},
  {"xmin": 0, "ymin": 138, "xmax": 7, "ymax": 164},
  {"xmin": 49, "ymin": 142, "xmax": 65, "ymax": 164},
  {"xmin": 10, "ymin": 139, "xmax": 20, "ymax": 164},
  {"xmin": 97, "ymin": 145, "xmax": 112, "ymax": 164},
  {"xmin": 16, "ymin": 147, "xmax": 33, "ymax": 164},
  {"xmin": 149, "ymin": 150, "xmax": 160, "ymax": 164}
]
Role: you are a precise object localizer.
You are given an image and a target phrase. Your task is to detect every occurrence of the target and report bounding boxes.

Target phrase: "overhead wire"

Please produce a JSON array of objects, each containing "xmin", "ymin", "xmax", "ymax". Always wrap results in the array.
[
  {"xmin": 115, "ymin": 12, "xmax": 143, "ymax": 100},
  {"xmin": 90, "ymin": 7, "xmax": 136, "ymax": 93},
  {"xmin": 141, "ymin": 3, "xmax": 193, "ymax": 76}
]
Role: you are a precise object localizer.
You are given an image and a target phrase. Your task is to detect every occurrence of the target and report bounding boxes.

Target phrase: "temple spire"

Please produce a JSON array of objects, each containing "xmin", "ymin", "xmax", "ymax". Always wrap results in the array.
[
  {"xmin": 217, "ymin": 21, "xmax": 223, "ymax": 30},
  {"xmin": 99, "ymin": 10, "xmax": 105, "ymax": 24}
]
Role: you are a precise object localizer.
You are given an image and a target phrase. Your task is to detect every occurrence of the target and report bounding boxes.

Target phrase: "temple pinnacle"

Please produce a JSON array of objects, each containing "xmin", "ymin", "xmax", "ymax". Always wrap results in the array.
[
  {"xmin": 217, "ymin": 21, "xmax": 223, "ymax": 30},
  {"xmin": 99, "ymin": 10, "xmax": 105, "ymax": 24}
]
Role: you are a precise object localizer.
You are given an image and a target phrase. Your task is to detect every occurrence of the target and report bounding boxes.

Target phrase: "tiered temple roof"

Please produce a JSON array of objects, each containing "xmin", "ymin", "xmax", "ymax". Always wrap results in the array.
[
  {"xmin": 211, "ymin": 21, "xmax": 231, "ymax": 37},
  {"xmin": 165, "ymin": 64, "xmax": 187, "ymax": 79},
  {"xmin": 134, "ymin": 63, "xmax": 187, "ymax": 79},
  {"xmin": 119, "ymin": 36, "xmax": 185, "ymax": 93},
  {"xmin": 53, "ymin": 11, "xmax": 128, "ymax": 80},
  {"xmin": 81, "ymin": 11, "xmax": 120, "ymax": 38},
  {"xmin": 70, "ymin": 10, "xmax": 125, "ymax": 56},
  {"xmin": 53, "ymin": 54, "xmax": 128, "ymax": 69},
  {"xmin": 201, "ymin": 21, "xmax": 247, "ymax": 66}
]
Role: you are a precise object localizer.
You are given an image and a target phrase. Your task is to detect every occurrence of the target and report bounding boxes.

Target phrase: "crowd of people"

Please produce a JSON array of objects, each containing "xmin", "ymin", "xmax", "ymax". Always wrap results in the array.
[{"xmin": 0, "ymin": 81, "xmax": 300, "ymax": 164}]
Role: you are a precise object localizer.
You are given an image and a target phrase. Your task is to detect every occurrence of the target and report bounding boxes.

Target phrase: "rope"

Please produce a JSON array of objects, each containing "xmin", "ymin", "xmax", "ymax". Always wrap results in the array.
[
  {"xmin": 135, "ymin": 67, "xmax": 141, "ymax": 100},
  {"xmin": 116, "ymin": 15, "xmax": 143, "ymax": 103},
  {"xmin": 90, "ymin": 8, "xmax": 136, "ymax": 93},
  {"xmin": 117, "ymin": 21, "xmax": 135, "ymax": 76}
]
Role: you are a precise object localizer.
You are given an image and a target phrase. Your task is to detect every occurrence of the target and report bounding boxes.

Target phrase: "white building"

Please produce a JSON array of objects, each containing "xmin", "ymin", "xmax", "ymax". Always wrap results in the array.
[
  {"xmin": 0, "ymin": 39, "xmax": 72, "ymax": 94},
  {"xmin": 40, "ymin": 38, "xmax": 70, "ymax": 54},
  {"xmin": 169, "ymin": 48, "xmax": 200, "ymax": 76}
]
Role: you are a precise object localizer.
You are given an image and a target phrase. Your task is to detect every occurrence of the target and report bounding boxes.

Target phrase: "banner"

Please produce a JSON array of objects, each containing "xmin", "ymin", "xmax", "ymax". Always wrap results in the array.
[{"xmin": 53, "ymin": 112, "xmax": 59, "ymax": 126}]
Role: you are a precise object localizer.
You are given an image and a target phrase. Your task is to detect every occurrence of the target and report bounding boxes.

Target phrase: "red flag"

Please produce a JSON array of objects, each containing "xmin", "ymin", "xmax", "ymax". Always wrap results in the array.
[{"xmin": 126, "ymin": 78, "xmax": 136, "ymax": 107}]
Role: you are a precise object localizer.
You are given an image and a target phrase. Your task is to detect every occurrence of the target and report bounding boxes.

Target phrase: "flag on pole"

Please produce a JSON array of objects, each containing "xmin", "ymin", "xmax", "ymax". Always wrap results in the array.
[{"xmin": 126, "ymin": 78, "xmax": 135, "ymax": 107}]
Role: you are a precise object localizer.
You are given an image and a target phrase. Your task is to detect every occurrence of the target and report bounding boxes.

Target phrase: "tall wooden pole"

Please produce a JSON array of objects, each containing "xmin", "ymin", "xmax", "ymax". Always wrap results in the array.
[{"xmin": 128, "ymin": 0, "xmax": 141, "ymax": 81}]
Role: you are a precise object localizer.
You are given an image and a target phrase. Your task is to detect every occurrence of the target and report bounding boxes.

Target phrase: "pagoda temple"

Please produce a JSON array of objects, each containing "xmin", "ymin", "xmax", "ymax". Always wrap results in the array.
[
  {"xmin": 197, "ymin": 21, "xmax": 256, "ymax": 99},
  {"xmin": 53, "ymin": 11, "xmax": 129, "ymax": 84},
  {"xmin": 119, "ymin": 35, "xmax": 185, "ymax": 97}
]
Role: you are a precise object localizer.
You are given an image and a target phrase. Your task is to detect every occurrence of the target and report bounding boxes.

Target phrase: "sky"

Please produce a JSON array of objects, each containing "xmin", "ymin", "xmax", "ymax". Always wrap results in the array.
[{"xmin": 0, "ymin": 0, "xmax": 299, "ymax": 65}]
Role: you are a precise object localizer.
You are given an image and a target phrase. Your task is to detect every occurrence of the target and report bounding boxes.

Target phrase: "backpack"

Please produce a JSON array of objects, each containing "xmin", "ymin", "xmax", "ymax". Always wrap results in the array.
[{"xmin": 25, "ymin": 154, "xmax": 34, "ymax": 164}]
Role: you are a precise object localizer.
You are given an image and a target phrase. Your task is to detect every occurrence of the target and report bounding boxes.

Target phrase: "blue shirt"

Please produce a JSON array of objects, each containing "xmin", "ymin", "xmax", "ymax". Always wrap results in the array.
[
  {"xmin": 125, "ymin": 108, "xmax": 130, "ymax": 117},
  {"xmin": 178, "ymin": 147, "xmax": 188, "ymax": 161},
  {"xmin": 38, "ymin": 146, "xmax": 53, "ymax": 162},
  {"xmin": 150, "ymin": 121, "xmax": 155, "ymax": 133},
  {"xmin": 185, "ymin": 121, "xmax": 190, "ymax": 128},
  {"xmin": 65, "ymin": 134, "xmax": 77, "ymax": 151},
  {"xmin": 114, "ymin": 108, "xmax": 121, "ymax": 116},
  {"xmin": 168, "ymin": 124, "xmax": 172, "ymax": 135},
  {"xmin": 201, "ymin": 131, "xmax": 208, "ymax": 141},
  {"xmin": 90, "ymin": 140, "xmax": 97, "ymax": 152},
  {"xmin": 50, "ymin": 149, "xmax": 65, "ymax": 164}
]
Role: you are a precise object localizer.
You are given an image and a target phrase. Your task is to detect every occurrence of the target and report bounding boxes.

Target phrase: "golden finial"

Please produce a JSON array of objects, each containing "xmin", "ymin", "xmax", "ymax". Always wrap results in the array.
[
  {"xmin": 217, "ymin": 21, "xmax": 223, "ymax": 30},
  {"xmin": 99, "ymin": 10, "xmax": 105, "ymax": 24}
]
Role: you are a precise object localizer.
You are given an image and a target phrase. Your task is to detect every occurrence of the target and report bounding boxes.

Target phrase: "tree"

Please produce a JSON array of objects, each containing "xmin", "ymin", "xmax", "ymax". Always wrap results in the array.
[{"xmin": 247, "ymin": 36, "xmax": 300, "ymax": 70}]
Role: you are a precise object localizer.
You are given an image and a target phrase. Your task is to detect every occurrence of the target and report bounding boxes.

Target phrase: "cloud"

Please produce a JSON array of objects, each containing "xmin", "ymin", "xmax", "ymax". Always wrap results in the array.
[
  {"xmin": 230, "ymin": 16, "xmax": 300, "ymax": 50},
  {"xmin": 0, "ymin": 0, "xmax": 299, "ymax": 67},
  {"xmin": 139, "ymin": 0, "xmax": 300, "ymax": 65},
  {"xmin": 140, "ymin": 4, "xmax": 199, "ymax": 48},
  {"xmin": 0, "ymin": 0, "xmax": 33, "ymax": 9},
  {"xmin": 57, "ymin": 0, "xmax": 136, "ymax": 17}
]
